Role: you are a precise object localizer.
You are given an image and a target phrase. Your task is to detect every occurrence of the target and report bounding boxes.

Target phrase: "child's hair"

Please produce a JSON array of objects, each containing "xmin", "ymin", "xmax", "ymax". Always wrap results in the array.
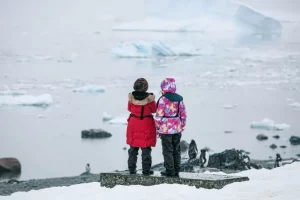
[{"xmin": 133, "ymin": 78, "xmax": 148, "ymax": 92}]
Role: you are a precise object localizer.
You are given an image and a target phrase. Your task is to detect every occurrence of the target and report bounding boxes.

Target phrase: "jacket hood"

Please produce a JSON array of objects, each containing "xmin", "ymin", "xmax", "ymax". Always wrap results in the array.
[
  {"xmin": 160, "ymin": 78, "xmax": 176, "ymax": 93},
  {"xmin": 128, "ymin": 92, "xmax": 155, "ymax": 106}
]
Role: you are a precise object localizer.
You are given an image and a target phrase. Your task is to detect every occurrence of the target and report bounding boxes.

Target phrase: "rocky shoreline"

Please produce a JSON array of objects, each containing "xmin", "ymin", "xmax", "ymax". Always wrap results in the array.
[
  {"xmin": 0, "ymin": 157, "xmax": 298, "ymax": 196},
  {"xmin": 0, "ymin": 174, "xmax": 100, "ymax": 196}
]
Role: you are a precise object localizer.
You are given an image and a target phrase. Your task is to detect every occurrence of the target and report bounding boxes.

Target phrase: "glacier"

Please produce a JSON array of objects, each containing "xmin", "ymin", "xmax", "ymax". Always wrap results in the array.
[
  {"xmin": 0, "ymin": 94, "xmax": 53, "ymax": 107},
  {"xmin": 113, "ymin": 0, "xmax": 282, "ymax": 37},
  {"xmin": 112, "ymin": 40, "xmax": 205, "ymax": 58}
]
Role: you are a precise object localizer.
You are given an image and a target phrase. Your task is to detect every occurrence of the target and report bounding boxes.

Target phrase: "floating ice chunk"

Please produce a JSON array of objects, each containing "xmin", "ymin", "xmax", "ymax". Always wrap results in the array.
[
  {"xmin": 223, "ymin": 104, "xmax": 237, "ymax": 109},
  {"xmin": 103, "ymin": 112, "xmax": 114, "ymax": 121},
  {"xmin": 73, "ymin": 85, "xmax": 106, "ymax": 94},
  {"xmin": 112, "ymin": 41, "xmax": 201, "ymax": 58},
  {"xmin": 250, "ymin": 118, "xmax": 290, "ymax": 131},
  {"xmin": 289, "ymin": 102, "xmax": 300, "ymax": 108},
  {"xmin": 0, "ymin": 94, "xmax": 53, "ymax": 107},
  {"xmin": 0, "ymin": 90, "xmax": 27, "ymax": 96},
  {"xmin": 37, "ymin": 114, "xmax": 45, "ymax": 118},
  {"xmin": 108, "ymin": 116, "xmax": 128, "ymax": 125}
]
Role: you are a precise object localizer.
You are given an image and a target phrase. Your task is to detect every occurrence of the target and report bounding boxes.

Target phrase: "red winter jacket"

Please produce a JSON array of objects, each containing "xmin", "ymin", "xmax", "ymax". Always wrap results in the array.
[{"xmin": 126, "ymin": 93, "xmax": 157, "ymax": 148}]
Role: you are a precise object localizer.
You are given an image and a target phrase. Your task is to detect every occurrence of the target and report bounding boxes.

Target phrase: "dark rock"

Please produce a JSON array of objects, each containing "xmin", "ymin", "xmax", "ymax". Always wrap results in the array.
[
  {"xmin": 123, "ymin": 147, "xmax": 127, "ymax": 151},
  {"xmin": 297, "ymin": 154, "xmax": 300, "ymax": 158},
  {"xmin": 269, "ymin": 156, "xmax": 273, "ymax": 159},
  {"xmin": 245, "ymin": 152, "xmax": 251, "ymax": 155},
  {"xmin": 0, "ymin": 158, "xmax": 21, "ymax": 173},
  {"xmin": 279, "ymin": 145, "xmax": 287, "ymax": 149},
  {"xmin": 270, "ymin": 144, "xmax": 277, "ymax": 149},
  {"xmin": 273, "ymin": 135, "xmax": 280, "ymax": 139},
  {"xmin": 81, "ymin": 129, "xmax": 112, "ymax": 139},
  {"xmin": 180, "ymin": 140, "xmax": 189, "ymax": 153},
  {"xmin": 207, "ymin": 149, "xmax": 246, "ymax": 170},
  {"xmin": 256, "ymin": 134, "xmax": 268, "ymax": 141},
  {"xmin": 290, "ymin": 136, "xmax": 300, "ymax": 145},
  {"xmin": 224, "ymin": 131, "xmax": 233, "ymax": 134},
  {"xmin": 99, "ymin": 171, "xmax": 249, "ymax": 189}
]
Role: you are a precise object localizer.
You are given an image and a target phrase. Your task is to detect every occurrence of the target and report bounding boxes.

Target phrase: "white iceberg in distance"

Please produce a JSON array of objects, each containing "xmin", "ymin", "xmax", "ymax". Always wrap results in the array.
[
  {"xmin": 0, "ymin": 89, "xmax": 27, "ymax": 96},
  {"xmin": 73, "ymin": 85, "xmax": 106, "ymax": 94},
  {"xmin": 0, "ymin": 94, "xmax": 53, "ymax": 107},
  {"xmin": 250, "ymin": 118, "xmax": 290, "ymax": 131},
  {"xmin": 114, "ymin": 0, "xmax": 282, "ymax": 37},
  {"xmin": 223, "ymin": 104, "xmax": 237, "ymax": 109},
  {"xmin": 107, "ymin": 116, "xmax": 128, "ymax": 125},
  {"xmin": 289, "ymin": 102, "xmax": 300, "ymax": 109},
  {"xmin": 112, "ymin": 41, "xmax": 202, "ymax": 58},
  {"xmin": 103, "ymin": 112, "xmax": 114, "ymax": 121}
]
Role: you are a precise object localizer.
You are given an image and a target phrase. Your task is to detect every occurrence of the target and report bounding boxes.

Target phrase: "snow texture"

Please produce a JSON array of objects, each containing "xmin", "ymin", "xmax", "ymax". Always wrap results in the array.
[
  {"xmin": 114, "ymin": 0, "xmax": 282, "ymax": 36},
  {"xmin": 72, "ymin": 85, "xmax": 106, "ymax": 94},
  {"xmin": 0, "ymin": 94, "xmax": 53, "ymax": 107},
  {"xmin": 112, "ymin": 41, "xmax": 202, "ymax": 58},
  {"xmin": 4, "ymin": 163, "xmax": 300, "ymax": 200},
  {"xmin": 250, "ymin": 118, "xmax": 290, "ymax": 131}
]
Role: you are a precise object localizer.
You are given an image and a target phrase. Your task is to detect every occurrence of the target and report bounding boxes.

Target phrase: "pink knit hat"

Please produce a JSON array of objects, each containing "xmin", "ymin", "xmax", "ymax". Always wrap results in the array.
[{"xmin": 160, "ymin": 78, "xmax": 176, "ymax": 93}]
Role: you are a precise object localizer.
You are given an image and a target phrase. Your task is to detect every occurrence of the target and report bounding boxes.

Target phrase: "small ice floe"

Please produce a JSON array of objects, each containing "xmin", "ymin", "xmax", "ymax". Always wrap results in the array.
[
  {"xmin": 0, "ymin": 94, "xmax": 53, "ymax": 107},
  {"xmin": 73, "ymin": 85, "xmax": 106, "ymax": 94},
  {"xmin": 107, "ymin": 116, "xmax": 128, "ymax": 125},
  {"xmin": 222, "ymin": 104, "xmax": 237, "ymax": 109},
  {"xmin": 289, "ymin": 102, "xmax": 300, "ymax": 109},
  {"xmin": 0, "ymin": 89, "xmax": 27, "ymax": 96},
  {"xmin": 37, "ymin": 114, "xmax": 45, "ymax": 118},
  {"xmin": 103, "ymin": 112, "xmax": 114, "ymax": 121},
  {"xmin": 250, "ymin": 118, "xmax": 290, "ymax": 131},
  {"xmin": 39, "ymin": 84, "xmax": 57, "ymax": 90}
]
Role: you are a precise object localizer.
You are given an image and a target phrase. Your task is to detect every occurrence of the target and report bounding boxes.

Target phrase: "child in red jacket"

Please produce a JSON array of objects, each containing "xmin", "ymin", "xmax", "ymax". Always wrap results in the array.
[{"xmin": 126, "ymin": 78, "xmax": 157, "ymax": 175}]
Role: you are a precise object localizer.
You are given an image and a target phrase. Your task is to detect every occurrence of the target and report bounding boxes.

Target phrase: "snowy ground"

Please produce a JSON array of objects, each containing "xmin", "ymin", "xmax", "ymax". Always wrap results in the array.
[{"xmin": 1, "ymin": 163, "xmax": 300, "ymax": 200}]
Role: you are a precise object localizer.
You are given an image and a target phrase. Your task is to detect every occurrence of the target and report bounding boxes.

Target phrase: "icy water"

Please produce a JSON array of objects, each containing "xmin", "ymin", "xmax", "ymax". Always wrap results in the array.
[{"xmin": 0, "ymin": 0, "xmax": 300, "ymax": 180}]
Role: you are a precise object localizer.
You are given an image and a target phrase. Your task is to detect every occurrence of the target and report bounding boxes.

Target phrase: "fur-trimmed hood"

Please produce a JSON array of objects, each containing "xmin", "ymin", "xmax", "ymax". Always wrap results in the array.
[{"xmin": 128, "ymin": 93, "xmax": 155, "ymax": 106}]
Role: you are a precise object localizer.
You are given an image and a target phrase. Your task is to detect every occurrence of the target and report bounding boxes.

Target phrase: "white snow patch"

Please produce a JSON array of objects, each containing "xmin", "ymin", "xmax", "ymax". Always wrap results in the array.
[
  {"xmin": 73, "ymin": 85, "xmax": 106, "ymax": 94},
  {"xmin": 250, "ymin": 118, "xmax": 290, "ymax": 131},
  {"xmin": 0, "ymin": 94, "xmax": 53, "ymax": 107},
  {"xmin": 5, "ymin": 163, "xmax": 300, "ymax": 200}
]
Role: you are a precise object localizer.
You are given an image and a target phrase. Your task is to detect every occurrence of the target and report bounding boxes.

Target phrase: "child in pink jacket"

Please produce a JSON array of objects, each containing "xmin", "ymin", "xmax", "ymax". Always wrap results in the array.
[{"xmin": 155, "ymin": 78, "xmax": 187, "ymax": 177}]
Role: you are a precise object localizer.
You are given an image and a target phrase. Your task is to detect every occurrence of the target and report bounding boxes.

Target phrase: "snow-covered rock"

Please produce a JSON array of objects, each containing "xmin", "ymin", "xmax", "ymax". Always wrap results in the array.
[
  {"xmin": 0, "ymin": 94, "xmax": 53, "ymax": 107},
  {"xmin": 112, "ymin": 41, "xmax": 202, "ymax": 58},
  {"xmin": 73, "ymin": 85, "xmax": 106, "ymax": 94},
  {"xmin": 250, "ymin": 118, "xmax": 290, "ymax": 131}
]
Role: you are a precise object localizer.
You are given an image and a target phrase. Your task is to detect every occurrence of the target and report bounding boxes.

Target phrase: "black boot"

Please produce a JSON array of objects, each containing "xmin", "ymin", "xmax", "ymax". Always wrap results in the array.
[
  {"xmin": 143, "ymin": 170, "xmax": 154, "ymax": 176},
  {"xmin": 130, "ymin": 170, "xmax": 137, "ymax": 175},
  {"xmin": 161, "ymin": 171, "xmax": 175, "ymax": 177}
]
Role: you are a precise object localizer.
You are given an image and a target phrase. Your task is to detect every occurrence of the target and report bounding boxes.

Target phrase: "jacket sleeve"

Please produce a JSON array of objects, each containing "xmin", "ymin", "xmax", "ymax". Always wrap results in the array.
[
  {"xmin": 155, "ymin": 98, "xmax": 165, "ymax": 129},
  {"xmin": 127, "ymin": 101, "xmax": 132, "ymax": 112},
  {"xmin": 179, "ymin": 101, "xmax": 187, "ymax": 129}
]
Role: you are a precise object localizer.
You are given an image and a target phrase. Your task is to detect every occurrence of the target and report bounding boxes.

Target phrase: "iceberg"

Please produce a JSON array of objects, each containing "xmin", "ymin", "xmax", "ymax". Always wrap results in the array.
[
  {"xmin": 0, "ymin": 89, "xmax": 27, "ymax": 96},
  {"xmin": 114, "ymin": 0, "xmax": 281, "ymax": 37},
  {"xmin": 73, "ymin": 85, "xmax": 106, "ymax": 94},
  {"xmin": 289, "ymin": 102, "xmax": 300, "ymax": 109},
  {"xmin": 0, "ymin": 94, "xmax": 53, "ymax": 107},
  {"xmin": 112, "ymin": 41, "xmax": 202, "ymax": 58},
  {"xmin": 107, "ymin": 116, "xmax": 128, "ymax": 125},
  {"xmin": 102, "ymin": 112, "xmax": 114, "ymax": 121},
  {"xmin": 250, "ymin": 118, "xmax": 290, "ymax": 131}
]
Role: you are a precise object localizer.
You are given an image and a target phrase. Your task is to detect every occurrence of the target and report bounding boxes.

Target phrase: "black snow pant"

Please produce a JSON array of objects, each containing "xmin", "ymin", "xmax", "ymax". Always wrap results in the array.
[
  {"xmin": 128, "ymin": 146, "xmax": 152, "ymax": 173},
  {"xmin": 161, "ymin": 133, "xmax": 182, "ymax": 175}
]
